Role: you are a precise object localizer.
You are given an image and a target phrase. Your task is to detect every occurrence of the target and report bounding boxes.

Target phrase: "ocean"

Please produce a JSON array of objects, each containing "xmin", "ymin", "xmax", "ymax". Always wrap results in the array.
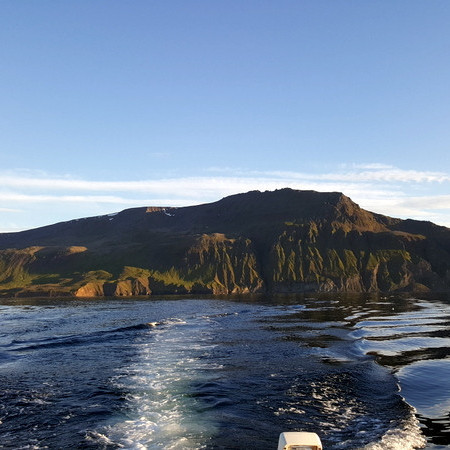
[{"xmin": 0, "ymin": 293, "xmax": 449, "ymax": 449}]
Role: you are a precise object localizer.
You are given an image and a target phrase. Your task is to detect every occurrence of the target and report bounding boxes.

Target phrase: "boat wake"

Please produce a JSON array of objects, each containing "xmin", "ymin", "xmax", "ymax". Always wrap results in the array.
[
  {"xmin": 361, "ymin": 410, "xmax": 426, "ymax": 450},
  {"xmin": 87, "ymin": 317, "xmax": 220, "ymax": 449}
]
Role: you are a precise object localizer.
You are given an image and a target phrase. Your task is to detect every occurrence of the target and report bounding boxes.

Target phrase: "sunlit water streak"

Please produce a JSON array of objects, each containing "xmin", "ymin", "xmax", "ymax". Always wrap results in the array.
[
  {"xmin": 87, "ymin": 317, "xmax": 222, "ymax": 449},
  {"xmin": 0, "ymin": 294, "xmax": 448, "ymax": 449}
]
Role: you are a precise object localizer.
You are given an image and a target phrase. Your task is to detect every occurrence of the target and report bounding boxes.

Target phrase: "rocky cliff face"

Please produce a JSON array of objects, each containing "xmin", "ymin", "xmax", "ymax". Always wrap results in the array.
[
  {"xmin": 182, "ymin": 233, "xmax": 264, "ymax": 294},
  {"xmin": 266, "ymin": 223, "xmax": 439, "ymax": 292},
  {"xmin": 0, "ymin": 189, "xmax": 449, "ymax": 297},
  {"xmin": 75, "ymin": 277, "xmax": 151, "ymax": 297}
]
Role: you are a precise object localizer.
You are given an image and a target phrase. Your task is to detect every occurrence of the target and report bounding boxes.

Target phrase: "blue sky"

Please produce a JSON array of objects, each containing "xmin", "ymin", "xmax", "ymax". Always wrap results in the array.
[{"xmin": 1, "ymin": 1, "xmax": 450, "ymax": 231}]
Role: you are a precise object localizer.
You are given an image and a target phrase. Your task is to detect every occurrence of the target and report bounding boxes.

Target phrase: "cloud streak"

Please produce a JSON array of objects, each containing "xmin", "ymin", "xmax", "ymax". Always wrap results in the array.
[
  {"xmin": 1, "ymin": 164, "xmax": 449, "ymax": 231},
  {"xmin": 1, "ymin": 166, "xmax": 449, "ymax": 193}
]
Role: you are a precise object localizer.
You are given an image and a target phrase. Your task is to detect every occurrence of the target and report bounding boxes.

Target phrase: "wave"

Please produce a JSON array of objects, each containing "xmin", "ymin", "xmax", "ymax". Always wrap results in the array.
[
  {"xmin": 361, "ymin": 408, "xmax": 426, "ymax": 450},
  {"xmin": 4, "ymin": 322, "xmax": 163, "ymax": 353},
  {"xmin": 346, "ymin": 297, "xmax": 450, "ymax": 449}
]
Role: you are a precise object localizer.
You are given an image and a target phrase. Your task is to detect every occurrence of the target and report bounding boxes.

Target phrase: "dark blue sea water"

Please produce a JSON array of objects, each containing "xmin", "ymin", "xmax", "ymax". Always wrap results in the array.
[{"xmin": 0, "ymin": 294, "xmax": 449, "ymax": 449}]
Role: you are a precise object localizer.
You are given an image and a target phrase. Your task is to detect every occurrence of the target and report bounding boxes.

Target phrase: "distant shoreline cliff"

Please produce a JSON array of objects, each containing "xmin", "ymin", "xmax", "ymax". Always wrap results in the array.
[{"xmin": 1, "ymin": 188, "xmax": 449, "ymax": 298}]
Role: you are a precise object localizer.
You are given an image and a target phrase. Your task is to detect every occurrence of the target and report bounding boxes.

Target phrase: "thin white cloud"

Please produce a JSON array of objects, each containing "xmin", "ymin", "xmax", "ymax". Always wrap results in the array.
[
  {"xmin": 0, "ymin": 192, "xmax": 196, "ymax": 206},
  {"xmin": 0, "ymin": 224, "xmax": 23, "ymax": 233},
  {"xmin": 398, "ymin": 195, "xmax": 450, "ymax": 210},
  {"xmin": 1, "ymin": 166, "xmax": 449, "ymax": 195},
  {"xmin": 0, "ymin": 193, "xmax": 139, "ymax": 204},
  {"xmin": 349, "ymin": 163, "xmax": 395, "ymax": 170},
  {"xmin": 0, "ymin": 170, "xmax": 446, "ymax": 206},
  {"xmin": 206, "ymin": 167, "xmax": 450, "ymax": 184},
  {"xmin": 356, "ymin": 195, "xmax": 450, "ymax": 227},
  {"xmin": 259, "ymin": 169, "xmax": 449, "ymax": 184},
  {"xmin": 1, "ymin": 164, "xmax": 449, "ymax": 231},
  {"xmin": 0, "ymin": 207, "xmax": 22, "ymax": 213}
]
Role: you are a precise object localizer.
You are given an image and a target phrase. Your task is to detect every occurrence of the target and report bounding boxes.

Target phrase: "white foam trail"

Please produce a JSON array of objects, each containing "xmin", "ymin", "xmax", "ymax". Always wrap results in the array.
[
  {"xmin": 281, "ymin": 375, "xmax": 427, "ymax": 450},
  {"xmin": 91, "ymin": 317, "xmax": 219, "ymax": 449},
  {"xmin": 360, "ymin": 409, "xmax": 426, "ymax": 450}
]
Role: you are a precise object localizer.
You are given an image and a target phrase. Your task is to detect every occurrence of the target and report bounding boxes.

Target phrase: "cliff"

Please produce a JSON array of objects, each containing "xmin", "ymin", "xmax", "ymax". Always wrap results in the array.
[{"xmin": 0, "ymin": 189, "xmax": 449, "ymax": 297}]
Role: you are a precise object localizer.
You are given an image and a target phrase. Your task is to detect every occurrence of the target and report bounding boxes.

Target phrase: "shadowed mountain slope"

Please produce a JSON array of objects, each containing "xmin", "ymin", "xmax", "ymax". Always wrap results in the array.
[{"xmin": 0, "ymin": 189, "xmax": 449, "ymax": 297}]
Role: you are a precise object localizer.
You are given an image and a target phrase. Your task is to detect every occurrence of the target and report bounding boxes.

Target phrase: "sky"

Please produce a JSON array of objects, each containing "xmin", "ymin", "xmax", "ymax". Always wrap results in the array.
[{"xmin": 1, "ymin": 0, "xmax": 450, "ymax": 232}]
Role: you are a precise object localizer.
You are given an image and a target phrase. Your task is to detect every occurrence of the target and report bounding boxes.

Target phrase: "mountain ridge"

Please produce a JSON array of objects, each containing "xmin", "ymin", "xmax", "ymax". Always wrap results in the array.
[{"xmin": 0, "ymin": 188, "xmax": 449, "ymax": 297}]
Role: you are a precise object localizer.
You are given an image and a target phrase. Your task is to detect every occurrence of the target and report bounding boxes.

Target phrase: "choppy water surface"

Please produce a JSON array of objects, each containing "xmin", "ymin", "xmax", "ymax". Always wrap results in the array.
[{"xmin": 0, "ymin": 294, "xmax": 449, "ymax": 449}]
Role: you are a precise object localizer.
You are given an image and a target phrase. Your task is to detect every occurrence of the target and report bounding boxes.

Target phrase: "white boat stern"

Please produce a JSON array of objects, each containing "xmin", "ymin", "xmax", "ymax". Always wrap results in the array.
[{"xmin": 277, "ymin": 431, "xmax": 323, "ymax": 450}]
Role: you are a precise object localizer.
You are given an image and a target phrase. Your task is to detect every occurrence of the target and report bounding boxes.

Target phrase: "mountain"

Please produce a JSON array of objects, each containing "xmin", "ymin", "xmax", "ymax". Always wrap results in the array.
[{"xmin": 0, "ymin": 188, "xmax": 449, "ymax": 297}]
